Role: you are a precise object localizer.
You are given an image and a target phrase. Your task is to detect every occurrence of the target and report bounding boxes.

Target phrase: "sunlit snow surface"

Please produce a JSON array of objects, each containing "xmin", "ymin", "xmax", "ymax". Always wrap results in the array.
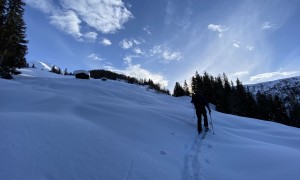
[{"xmin": 0, "ymin": 68, "xmax": 300, "ymax": 180}]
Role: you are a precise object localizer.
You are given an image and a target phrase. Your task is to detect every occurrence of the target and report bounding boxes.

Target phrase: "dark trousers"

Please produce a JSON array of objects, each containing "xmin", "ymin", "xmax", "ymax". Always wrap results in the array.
[{"xmin": 195, "ymin": 106, "xmax": 208, "ymax": 132}]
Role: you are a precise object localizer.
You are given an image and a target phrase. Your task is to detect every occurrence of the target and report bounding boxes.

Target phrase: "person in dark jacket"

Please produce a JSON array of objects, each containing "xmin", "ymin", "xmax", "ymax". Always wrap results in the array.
[{"xmin": 191, "ymin": 92, "xmax": 211, "ymax": 134}]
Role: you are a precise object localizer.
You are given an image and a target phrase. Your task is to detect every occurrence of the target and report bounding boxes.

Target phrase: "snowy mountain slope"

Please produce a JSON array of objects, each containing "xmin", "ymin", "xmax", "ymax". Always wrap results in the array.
[
  {"xmin": 28, "ymin": 60, "xmax": 54, "ymax": 71},
  {"xmin": 0, "ymin": 68, "xmax": 300, "ymax": 180},
  {"xmin": 246, "ymin": 76, "xmax": 300, "ymax": 102},
  {"xmin": 17, "ymin": 68, "xmax": 71, "ymax": 78}
]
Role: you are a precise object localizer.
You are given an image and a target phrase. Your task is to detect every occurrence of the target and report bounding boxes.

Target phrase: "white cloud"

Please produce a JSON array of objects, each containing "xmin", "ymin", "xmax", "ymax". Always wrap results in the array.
[
  {"xmin": 133, "ymin": 39, "xmax": 141, "ymax": 45},
  {"xmin": 119, "ymin": 38, "xmax": 143, "ymax": 49},
  {"xmin": 232, "ymin": 71, "xmax": 249, "ymax": 77},
  {"xmin": 50, "ymin": 10, "xmax": 82, "ymax": 39},
  {"xmin": 232, "ymin": 40, "xmax": 241, "ymax": 48},
  {"xmin": 123, "ymin": 54, "xmax": 140, "ymax": 64},
  {"xmin": 233, "ymin": 43, "xmax": 240, "ymax": 48},
  {"xmin": 123, "ymin": 55, "xmax": 133, "ymax": 64},
  {"xmin": 126, "ymin": 3, "xmax": 132, "ymax": 8},
  {"xmin": 250, "ymin": 71, "xmax": 298, "ymax": 82},
  {"xmin": 133, "ymin": 48, "xmax": 144, "ymax": 55},
  {"xmin": 143, "ymin": 26, "xmax": 151, "ymax": 35},
  {"xmin": 245, "ymin": 45, "xmax": 255, "ymax": 51},
  {"xmin": 150, "ymin": 45, "xmax": 183, "ymax": 62},
  {"xmin": 208, "ymin": 24, "xmax": 228, "ymax": 38},
  {"xmin": 261, "ymin": 22, "xmax": 277, "ymax": 30},
  {"xmin": 150, "ymin": 45, "xmax": 162, "ymax": 55},
  {"xmin": 162, "ymin": 50, "xmax": 182, "ymax": 61},
  {"xmin": 25, "ymin": 0, "xmax": 55, "ymax": 13},
  {"xmin": 26, "ymin": 0, "xmax": 133, "ymax": 40},
  {"xmin": 59, "ymin": 0, "xmax": 133, "ymax": 34},
  {"xmin": 82, "ymin": 32, "xmax": 98, "ymax": 42},
  {"xmin": 100, "ymin": 38, "xmax": 112, "ymax": 46},
  {"xmin": 119, "ymin": 39, "xmax": 134, "ymax": 49},
  {"xmin": 88, "ymin": 54, "xmax": 102, "ymax": 61}
]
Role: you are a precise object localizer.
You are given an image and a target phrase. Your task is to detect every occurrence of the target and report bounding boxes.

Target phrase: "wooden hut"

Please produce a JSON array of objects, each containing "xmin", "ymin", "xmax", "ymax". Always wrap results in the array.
[{"xmin": 74, "ymin": 70, "xmax": 90, "ymax": 79}]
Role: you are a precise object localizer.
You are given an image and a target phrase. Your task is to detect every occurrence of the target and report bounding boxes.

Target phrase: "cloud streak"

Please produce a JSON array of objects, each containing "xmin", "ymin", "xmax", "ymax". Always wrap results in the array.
[
  {"xmin": 250, "ymin": 71, "xmax": 299, "ymax": 82},
  {"xmin": 232, "ymin": 71, "xmax": 250, "ymax": 77},
  {"xmin": 261, "ymin": 22, "xmax": 277, "ymax": 30}
]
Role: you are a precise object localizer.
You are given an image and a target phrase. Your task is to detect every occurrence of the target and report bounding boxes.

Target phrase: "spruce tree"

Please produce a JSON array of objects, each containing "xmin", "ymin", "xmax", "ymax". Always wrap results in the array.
[
  {"xmin": 272, "ymin": 95, "xmax": 289, "ymax": 125},
  {"xmin": 290, "ymin": 102, "xmax": 300, "ymax": 127},
  {"xmin": 0, "ymin": 0, "xmax": 7, "ymax": 68},
  {"xmin": 214, "ymin": 75, "xmax": 224, "ymax": 112},
  {"xmin": 256, "ymin": 91, "xmax": 268, "ymax": 120},
  {"xmin": 183, "ymin": 80, "xmax": 190, "ymax": 96},
  {"xmin": 245, "ymin": 88, "xmax": 257, "ymax": 118},
  {"xmin": 191, "ymin": 71, "xmax": 202, "ymax": 93},
  {"xmin": 173, "ymin": 82, "xmax": 185, "ymax": 97},
  {"xmin": 0, "ymin": 0, "xmax": 27, "ymax": 73},
  {"xmin": 221, "ymin": 73, "xmax": 232, "ymax": 113},
  {"xmin": 0, "ymin": 0, "xmax": 6, "ymax": 32},
  {"xmin": 202, "ymin": 72, "xmax": 212, "ymax": 101},
  {"xmin": 235, "ymin": 78, "xmax": 248, "ymax": 116}
]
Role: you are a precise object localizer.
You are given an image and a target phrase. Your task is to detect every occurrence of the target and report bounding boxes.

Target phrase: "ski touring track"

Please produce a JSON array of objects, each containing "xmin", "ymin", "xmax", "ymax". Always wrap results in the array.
[{"xmin": 182, "ymin": 131, "xmax": 213, "ymax": 180}]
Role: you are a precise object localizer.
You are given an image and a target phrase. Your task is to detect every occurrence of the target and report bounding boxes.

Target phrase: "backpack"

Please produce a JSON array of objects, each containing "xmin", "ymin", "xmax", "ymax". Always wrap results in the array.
[{"xmin": 191, "ymin": 93, "xmax": 207, "ymax": 107}]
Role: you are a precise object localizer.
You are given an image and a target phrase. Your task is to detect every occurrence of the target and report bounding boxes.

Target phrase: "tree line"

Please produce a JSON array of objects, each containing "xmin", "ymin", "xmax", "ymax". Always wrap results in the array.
[
  {"xmin": 0, "ymin": 0, "xmax": 27, "ymax": 79},
  {"xmin": 90, "ymin": 69, "xmax": 170, "ymax": 95},
  {"xmin": 173, "ymin": 71, "xmax": 300, "ymax": 128}
]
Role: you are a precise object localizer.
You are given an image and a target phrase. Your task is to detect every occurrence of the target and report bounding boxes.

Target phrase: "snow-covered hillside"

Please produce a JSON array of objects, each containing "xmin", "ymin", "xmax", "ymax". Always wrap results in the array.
[
  {"xmin": 246, "ymin": 76, "xmax": 300, "ymax": 102},
  {"xmin": 1, "ymin": 68, "xmax": 300, "ymax": 180},
  {"xmin": 28, "ymin": 60, "xmax": 55, "ymax": 71}
]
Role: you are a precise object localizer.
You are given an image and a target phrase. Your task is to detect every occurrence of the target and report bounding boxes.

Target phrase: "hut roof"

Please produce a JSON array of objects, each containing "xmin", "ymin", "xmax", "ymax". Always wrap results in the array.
[{"xmin": 73, "ymin": 70, "xmax": 90, "ymax": 76}]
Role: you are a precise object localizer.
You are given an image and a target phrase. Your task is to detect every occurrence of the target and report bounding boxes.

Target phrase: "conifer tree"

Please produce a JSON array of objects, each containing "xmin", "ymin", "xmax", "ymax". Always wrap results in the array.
[
  {"xmin": 222, "ymin": 73, "xmax": 232, "ymax": 113},
  {"xmin": 235, "ymin": 78, "xmax": 247, "ymax": 116},
  {"xmin": 64, "ymin": 68, "xmax": 68, "ymax": 75},
  {"xmin": 191, "ymin": 76, "xmax": 196, "ymax": 93},
  {"xmin": 202, "ymin": 72, "xmax": 212, "ymax": 101},
  {"xmin": 191, "ymin": 71, "xmax": 202, "ymax": 93},
  {"xmin": 183, "ymin": 80, "xmax": 190, "ymax": 96},
  {"xmin": 290, "ymin": 102, "xmax": 300, "ymax": 127},
  {"xmin": 272, "ymin": 95, "xmax": 289, "ymax": 125},
  {"xmin": 214, "ymin": 75, "xmax": 223, "ymax": 111},
  {"xmin": 173, "ymin": 82, "xmax": 185, "ymax": 97},
  {"xmin": 0, "ymin": 0, "xmax": 27, "ymax": 73},
  {"xmin": 245, "ymin": 88, "xmax": 257, "ymax": 118},
  {"xmin": 0, "ymin": 0, "xmax": 7, "ymax": 68},
  {"xmin": 0, "ymin": 0, "xmax": 6, "ymax": 32}
]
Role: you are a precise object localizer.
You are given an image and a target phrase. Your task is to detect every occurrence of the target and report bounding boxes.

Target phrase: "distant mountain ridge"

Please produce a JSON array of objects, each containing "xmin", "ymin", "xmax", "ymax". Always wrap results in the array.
[{"xmin": 246, "ymin": 76, "xmax": 300, "ymax": 103}]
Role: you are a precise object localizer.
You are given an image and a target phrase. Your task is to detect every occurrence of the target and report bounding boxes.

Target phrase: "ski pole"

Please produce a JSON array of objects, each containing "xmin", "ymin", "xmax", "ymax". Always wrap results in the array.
[
  {"xmin": 209, "ymin": 113, "xmax": 215, "ymax": 135},
  {"xmin": 193, "ymin": 106, "xmax": 196, "ymax": 119}
]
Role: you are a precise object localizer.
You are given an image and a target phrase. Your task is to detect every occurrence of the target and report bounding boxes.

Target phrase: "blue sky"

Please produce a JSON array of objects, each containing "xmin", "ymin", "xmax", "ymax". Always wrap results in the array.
[{"xmin": 24, "ymin": 0, "xmax": 300, "ymax": 89}]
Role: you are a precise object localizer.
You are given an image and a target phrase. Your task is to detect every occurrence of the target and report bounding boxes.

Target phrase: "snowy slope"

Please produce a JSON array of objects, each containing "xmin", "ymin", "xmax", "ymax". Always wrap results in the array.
[
  {"xmin": 246, "ymin": 76, "xmax": 300, "ymax": 102},
  {"xmin": 28, "ymin": 60, "xmax": 54, "ymax": 71},
  {"xmin": 0, "ymin": 68, "xmax": 300, "ymax": 180}
]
